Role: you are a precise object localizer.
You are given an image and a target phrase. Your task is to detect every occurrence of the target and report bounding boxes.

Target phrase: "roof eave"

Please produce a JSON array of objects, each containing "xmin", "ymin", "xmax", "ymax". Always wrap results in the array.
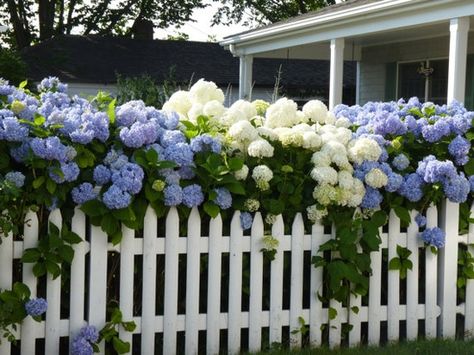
[{"xmin": 220, "ymin": 0, "xmax": 454, "ymax": 52}]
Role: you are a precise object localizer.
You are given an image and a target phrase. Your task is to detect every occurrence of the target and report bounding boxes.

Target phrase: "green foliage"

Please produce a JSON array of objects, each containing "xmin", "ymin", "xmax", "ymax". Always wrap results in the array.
[
  {"xmin": 388, "ymin": 245, "xmax": 413, "ymax": 279},
  {"xmin": 0, "ymin": 50, "xmax": 27, "ymax": 85},
  {"xmin": 21, "ymin": 222, "xmax": 82, "ymax": 279},
  {"xmin": 0, "ymin": 283, "xmax": 31, "ymax": 344},
  {"xmin": 116, "ymin": 71, "xmax": 180, "ymax": 108},
  {"xmin": 457, "ymin": 246, "xmax": 474, "ymax": 300},
  {"xmin": 98, "ymin": 303, "xmax": 136, "ymax": 354}
]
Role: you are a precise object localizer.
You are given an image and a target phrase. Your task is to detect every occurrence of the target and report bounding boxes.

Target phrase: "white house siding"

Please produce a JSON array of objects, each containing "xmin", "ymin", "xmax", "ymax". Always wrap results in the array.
[{"xmin": 358, "ymin": 35, "xmax": 474, "ymax": 104}]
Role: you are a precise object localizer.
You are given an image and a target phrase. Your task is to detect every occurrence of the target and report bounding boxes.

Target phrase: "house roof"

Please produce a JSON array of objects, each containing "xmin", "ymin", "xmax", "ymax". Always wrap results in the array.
[
  {"xmin": 21, "ymin": 35, "xmax": 355, "ymax": 89},
  {"xmin": 220, "ymin": 0, "xmax": 473, "ymax": 57}
]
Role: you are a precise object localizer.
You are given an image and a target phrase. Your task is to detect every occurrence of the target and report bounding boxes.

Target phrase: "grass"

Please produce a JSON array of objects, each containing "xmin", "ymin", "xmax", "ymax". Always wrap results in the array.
[{"xmin": 249, "ymin": 339, "xmax": 474, "ymax": 354}]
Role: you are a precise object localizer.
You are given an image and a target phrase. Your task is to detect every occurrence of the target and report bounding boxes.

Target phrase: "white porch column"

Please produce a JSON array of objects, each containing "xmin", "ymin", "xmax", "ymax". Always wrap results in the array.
[
  {"xmin": 329, "ymin": 38, "xmax": 345, "ymax": 109},
  {"xmin": 239, "ymin": 55, "xmax": 253, "ymax": 100},
  {"xmin": 447, "ymin": 17, "xmax": 470, "ymax": 103},
  {"xmin": 355, "ymin": 61, "xmax": 361, "ymax": 105}
]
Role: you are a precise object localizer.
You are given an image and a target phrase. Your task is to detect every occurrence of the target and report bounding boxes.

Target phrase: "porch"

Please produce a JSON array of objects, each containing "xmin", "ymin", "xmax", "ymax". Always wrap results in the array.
[{"xmin": 220, "ymin": 0, "xmax": 474, "ymax": 109}]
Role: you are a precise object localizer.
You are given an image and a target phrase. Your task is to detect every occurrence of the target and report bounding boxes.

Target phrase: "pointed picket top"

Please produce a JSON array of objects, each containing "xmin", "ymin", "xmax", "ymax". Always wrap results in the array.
[
  {"xmin": 231, "ymin": 210, "xmax": 242, "ymax": 233},
  {"xmin": 426, "ymin": 204, "xmax": 437, "ymax": 229},
  {"xmin": 166, "ymin": 207, "xmax": 179, "ymax": 235},
  {"xmin": 292, "ymin": 213, "xmax": 305, "ymax": 235},
  {"xmin": 251, "ymin": 212, "xmax": 264, "ymax": 235},
  {"xmin": 24, "ymin": 210, "xmax": 39, "ymax": 239},
  {"xmin": 272, "ymin": 214, "xmax": 284, "ymax": 236},
  {"xmin": 48, "ymin": 209, "xmax": 63, "ymax": 229},
  {"xmin": 188, "ymin": 206, "xmax": 201, "ymax": 229}
]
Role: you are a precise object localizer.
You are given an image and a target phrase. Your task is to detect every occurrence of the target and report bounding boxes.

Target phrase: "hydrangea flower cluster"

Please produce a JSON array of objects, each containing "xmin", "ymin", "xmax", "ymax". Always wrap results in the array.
[
  {"xmin": 25, "ymin": 298, "xmax": 48, "ymax": 317},
  {"xmin": 71, "ymin": 325, "xmax": 99, "ymax": 355}
]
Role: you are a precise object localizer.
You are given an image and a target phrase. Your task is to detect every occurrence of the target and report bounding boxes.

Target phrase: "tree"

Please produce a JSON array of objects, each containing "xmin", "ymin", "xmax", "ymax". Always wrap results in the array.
[
  {"xmin": 1, "ymin": 0, "xmax": 205, "ymax": 49},
  {"xmin": 212, "ymin": 0, "xmax": 337, "ymax": 27}
]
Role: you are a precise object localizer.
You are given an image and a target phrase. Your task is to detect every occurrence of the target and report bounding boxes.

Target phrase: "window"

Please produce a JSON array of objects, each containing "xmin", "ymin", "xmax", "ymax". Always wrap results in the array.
[{"xmin": 397, "ymin": 59, "xmax": 448, "ymax": 104}]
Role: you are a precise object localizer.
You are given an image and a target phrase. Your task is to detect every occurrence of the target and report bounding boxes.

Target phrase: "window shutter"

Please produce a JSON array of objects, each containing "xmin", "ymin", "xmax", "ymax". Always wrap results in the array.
[
  {"xmin": 465, "ymin": 54, "xmax": 474, "ymax": 110},
  {"xmin": 385, "ymin": 62, "xmax": 397, "ymax": 101}
]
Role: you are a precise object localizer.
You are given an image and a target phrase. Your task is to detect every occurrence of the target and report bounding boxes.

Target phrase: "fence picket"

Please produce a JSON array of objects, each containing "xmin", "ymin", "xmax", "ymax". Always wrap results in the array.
[
  {"xmin": 406, "ymin": 210, "xmax": 419, "ymax": 340},
  {"xmin": 206, "ymin": 214, "xmax": 223, "ymax": 355},
  {"xmin": 45, "ymin": 210, "xmax": 63, "ymax": 354},
  {"xmin": 141, "ymin": 206, "xmax": 158, "ymax": 354},
  {"xmin": 163, "ymin": 207, "xmax": 180, "ymax": 354},
  {"xmin": 465, "ymin": 202, "xmax": 474, "ymax": 338},
  {"xmin": 0, "ymin": 227, "xmax": 13, "ymax": 355},
  {"xmin": 248, "ymin": 212, "xmax": 264, "ymax": 352},
  {"xmin": 438, "ymin": 200, "xmax": 459, "ymax": 338},
  {"xmin": 119, "ymin": 225, "xmax": 135, "ymax": 348},
  {"xmin": 425, "ymin": 204, "xmax": 438, "ymax": 338},
  {"xmin": 290, "ymin": 214, "xmax": 304, "ymax": 348},
  {"xmin": 309, "ymin": 220, "xmax": 324, "ymax": 347},
  {"xmin": 185, "ymin": 208, "xmax": 201, "ymax": 355},
  {"xmin": 69, "ymin": 208, "xmax": 86, "ymax": 349},
  {"xmin": 269, "ymin": 215, "xmax": 284, "ymax": 344},
  {"xmin": 21, "ymin": 211, "xmax": 39, "ymax": 355},
  {"xmin": 387, "ymin": 210, "xmax": 400, "ymax": 341},
  {"xmin": 368, "ymin": 227, "xmax": 383, "ymax": 345},
  {"xmin": 228, "ymin": 211, "xmax": 243, "ymax": 354},
  {"xmin": 88, "ymin": 225, "xmax": 108, "ymax": 353},
  {"xmin": 328, "ymin": 225, "xmax": 341, "ymax": 349}
]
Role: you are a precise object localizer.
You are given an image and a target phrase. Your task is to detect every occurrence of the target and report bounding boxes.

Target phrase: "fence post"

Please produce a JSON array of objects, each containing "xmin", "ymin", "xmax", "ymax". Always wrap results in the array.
[
  {"xmin": 406, "ymin": 210, "xmax": 420, "ymax": 340},
  {"xmin": 465, "ymin": 202, "xmax": 474, "ymax": 337},
  {"xmin": 438, "ymin": 199, "xmax": 459, "ymax": 338},
  {"xmin": 289, "ymin": 213, "xmax": 304, "ymax": 348},
  {"xmin": 269, "ymin": 215, "xmax": 284, "ymax": 345},
  {"xmin": 309, "ymin": 219, "xmax": 324, "ymax": 347},
  {"xmin": 0, "ymin": 229, "xmax": 13, "ymax": 355}
]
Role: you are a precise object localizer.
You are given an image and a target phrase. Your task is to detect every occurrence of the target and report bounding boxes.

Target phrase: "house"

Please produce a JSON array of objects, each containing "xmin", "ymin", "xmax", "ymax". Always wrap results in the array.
[
  {"xmin": 220, "ymin": 0, "xmax": 474, "ymax": 110},
  {"xmin": 20, "ymin": 35, "xmax": 356, "ymax": 105}
]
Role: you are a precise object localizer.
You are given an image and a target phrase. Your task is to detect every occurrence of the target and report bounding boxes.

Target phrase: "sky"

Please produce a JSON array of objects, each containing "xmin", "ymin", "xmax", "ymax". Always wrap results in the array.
[{"xmin": 154, "ymin": 2, "xmax": 252, "ymax": 42}]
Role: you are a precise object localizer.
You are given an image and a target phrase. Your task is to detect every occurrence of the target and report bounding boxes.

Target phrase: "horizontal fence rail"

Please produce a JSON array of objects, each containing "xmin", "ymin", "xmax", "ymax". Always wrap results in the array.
[{"xmin": 0, "ymin": 200, "xmax": 473, "ymax": 354}]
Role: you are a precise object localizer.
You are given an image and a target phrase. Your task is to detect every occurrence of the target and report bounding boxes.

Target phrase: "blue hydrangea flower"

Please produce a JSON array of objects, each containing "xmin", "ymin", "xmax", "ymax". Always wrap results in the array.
[
  {"xmin": 10, "ymin": 141, "xmax": 31, "ymax": 163},
  {"xmin": 448, "ymin": 135, "xmax": 470, "ymax": 165},
  {"xmin": 214, "ymin": 187, "xmax": 232, "ymax": 209},
  {"xmin": 37, "ymin": 77, "xmax": 68, "ymax": 93},
  {"xmin": 115, "ymin": 100, "xmax": 147, "ymax": 127},
  {"xmin": 119, "ymin": 121, "xmax": 159, "ymax": 148},
  {"xmin": 163, "ymin": 143, "xmax": 194, "ymax": 167},
  {"xmin": 25, "ymin": 298, "xmax": 48, "ymax": 316},
  {"xmin": 71, "ymin": 183, "xmax": 98, "ymax": 205},
  {"xmin": 160, "ymin": 169, "xmax": 181, "ymax": 185},
  {"xmin": 5, "ymin": 171, "xmax": 25, "ymax": 188},
  {"xmin": 111, "ymin": 162, "xmax": 144, "ymax": 194},
  {"xmin": 71, "ymin": 336, "xmax": 93, "ymax": 355},
  {"xmin": 178, "ymin": 166, "xmax": 195, "ymax": 180},
  {"xmin": 443, "ymin": 173, "xmax": 470, "ymax": 203},
  {"xmin": 385, "ymin": 172, "xmax": 403, "ymax": 192},
  {"xmin": 79, "ymin": 325, "xmax": 99, "ymax": 343},
  {"xmin": 190, "ymin": 134, "xmax": 222, "ymax": 153},
  {"xmin": 398, "ymin": 173, "xmax": 424, "ymax": 202},
  {"xmin": 360, "ymin": 187, "xmax": 383, "ymax": 209},
  {"xmin": 469, "ymin": 175, "xmax": 474, "ymax": 193},
  {"xmin": 160, "ymin": 130, "xmax": 186, "ymax": 148},
  {"xmin": 421, "ymin": 227, "xmax": 445, "ymax": 248},
  {"xmin": 0, "ymin": 117, "xmax": 29, "ymax": 141},
  {"xmin": 30, "ymin": 137, "xmax": 69, "ymax": 162},
  {"xmin": 240, "ymin": 212, "xmax": 253, "ymax": 230},
  {"xmin": 415, "ymin": 214, "xmax": 426, "ymax": 227},
  {"xmin": 182, "ymin": 184, "xmax": 204, "ymax": 208},
  {"xmin": 164, "ymin": 184, "xmax": 183, "ymax": 206},
  {"xmin": 93, "ymin": 165, "xmax": 111, "ymax": 185},
  {"xmin": 421, "ymin": 120, "xmax": 450, "ymax": 143},
  {"xmin": 103, "ymin": 185, "xmax": 132, "ymax": 209},
  {"xmin": 49, "ymin": 162, "xmax": 80, "ymax": 183},
  {"xmin": 392, "ymin": 154, "xmax": 410, "ymax": 171},
  {"xmin": 416, "ymin": 156, "xmax": 457, "ymax": 184}
]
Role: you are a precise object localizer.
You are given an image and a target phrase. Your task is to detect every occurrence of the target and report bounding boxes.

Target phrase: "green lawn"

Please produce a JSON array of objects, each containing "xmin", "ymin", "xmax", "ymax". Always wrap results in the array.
[{"xmin": 249, "ymin": 339, "xmax": 474, "ymax": 355}]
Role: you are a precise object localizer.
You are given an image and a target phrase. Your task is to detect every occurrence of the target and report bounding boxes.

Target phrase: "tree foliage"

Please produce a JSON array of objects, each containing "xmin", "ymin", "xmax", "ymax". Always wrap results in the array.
[
  {"xmin": 1, "ymin": 0, "xmax": 205, "ymax": 49},
  {"xmin": 211, "ymin": 0, "xmax": 338, "ymax": 27}
]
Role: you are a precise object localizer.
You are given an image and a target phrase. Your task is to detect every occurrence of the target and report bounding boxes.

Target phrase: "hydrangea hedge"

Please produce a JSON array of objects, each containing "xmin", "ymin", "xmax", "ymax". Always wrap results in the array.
[{"xmin": 0, "ymin": 77, "xmax": 474, "ymax": 350}]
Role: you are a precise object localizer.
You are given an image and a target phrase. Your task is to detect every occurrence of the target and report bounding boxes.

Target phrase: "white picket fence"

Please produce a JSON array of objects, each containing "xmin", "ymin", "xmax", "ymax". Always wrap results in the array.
[{"xmin": 0, "ymin": 199, "xmax": 473, "ymax": 354}]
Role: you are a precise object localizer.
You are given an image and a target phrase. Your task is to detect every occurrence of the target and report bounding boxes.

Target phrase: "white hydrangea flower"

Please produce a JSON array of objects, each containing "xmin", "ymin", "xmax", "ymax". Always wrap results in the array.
[
  {"xmin": 348, "ymin": 137, "xmax": 382, "ymax": 164},
  {"xmin": 292, "ymin": 123, "xmax": 313, "ymax": 132},
  {"xmin": 221, "ymin": 108, "xmax": 247, "ymax": 127},
  {"xmin": 310, "ymin": 166, "xmax": 338, "ymax": 185},
  {"xmin": 248, "ymin": 139, "xmax": 274, "ymax": 158},
  {"xmin": 325, "ymin": 112, "xmax": 336, "ymax": 125},
  {"xmin": 275, "ymin": 128, "xmax": 304, "ymax": 147},
  {"xmin": 187, "ymin": 103, "xmax": 203, "ymax": 123},
  {"xmin": 306, "ymin": 205, "xmax": 328, "ymax": 223},
  {"xmin": 162, "ymin": 90, "xmax": 192, "ymax": 116},
  {"xmin": 334, "ymin": 127, "xmax": 353, "ymax": 145},
  {"xmin": 296, "ymin": 110, "xmax": 308, "ymax": 124},
  {"xmin": 244, "ymin": 199, "xmax": 260, "ymax": 212},
  {"xmin": 265, "ymin": 214, "xmax": 277, "ymax": 225},
  {"xmin": 256, "ymin": 126, "xmax": 279, "ymax": 141},
  {"xmin": 203, "ymin": 100, "xmax": 226, "ymax": 119},
  {"xmin": 302, "ymin": 100, "xmax": 328, "ymax": 124},
  {"xmin": 252, "ymin": 165, "xmax": 273, "ymax": 182},
  {"xmin": 336, "ymin": 116, "xmax": 351, "ymax": 128},
  {"xmin": 189, "ymin": 79, "xmax": 225, "ymax": 105},
  {"xmin": 228, "ymin": 120, "xmax": 259, "ymax": 142},
  {"xmin": 365, "ymin": 168, "xmax": 388, "ymax": 188},
  {"xmin": 321, "ymin": 141, "xmax": 347, "ymax": 160},
  {"xmin": 252, "ymin": 99, "xmax": 270, "ymax": 116},
  {"xmin": 264, "ymin": 98, "xmax": 299, "ymax": 128},
  {"xmin": 311, "ymin": 151, "xmax": 331, "ymax": 167},
  {"xmin": 338, "ymin": 170, "xmax": 354, "ymax": 189},
  {"xmin": 302, "ymin": 131, "xmax": 322, "ymax": 150},
  {"xmin": 234, "ymin": 164, "xmax": 249, "ymax": 180},
  {"xmin": 313, "ymin": 184, "xmax": 337, "ymax": 206},
  {"xmin": 230, "ymin": 100, "xmax": 257, "ymax": 120}
]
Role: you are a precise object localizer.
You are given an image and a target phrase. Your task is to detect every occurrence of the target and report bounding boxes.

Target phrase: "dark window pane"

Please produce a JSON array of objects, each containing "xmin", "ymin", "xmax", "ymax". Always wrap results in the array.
[
  {"xmin": 398, "ymin": 62, "xmax": 425, "ymax": 101},
  {"xmin": 428, "ymin": 59, "xmax": 448, "ymax": 105}
]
